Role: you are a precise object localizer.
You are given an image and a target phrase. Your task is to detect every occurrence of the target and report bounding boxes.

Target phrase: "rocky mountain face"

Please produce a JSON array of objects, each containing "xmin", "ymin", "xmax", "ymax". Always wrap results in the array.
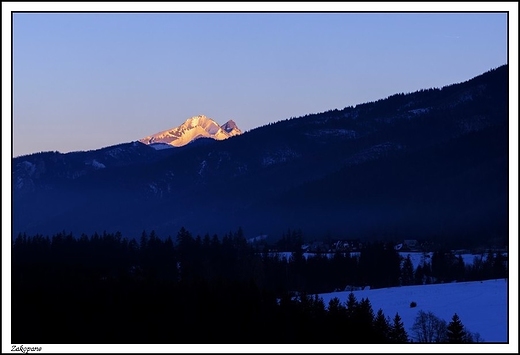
[
  {"xmin": 139, "ymin": 115, "xmax": 242, "ymax": 148},
  {"xmin": 12, "ymin": 65, "xmax": 509, "ymax": 245}
]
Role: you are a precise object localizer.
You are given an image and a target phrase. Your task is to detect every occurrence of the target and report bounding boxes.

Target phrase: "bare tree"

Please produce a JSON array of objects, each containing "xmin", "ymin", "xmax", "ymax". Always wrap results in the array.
[{"xmin": 411, "ymin": 310, "xmax": 447, "ymax": 343}]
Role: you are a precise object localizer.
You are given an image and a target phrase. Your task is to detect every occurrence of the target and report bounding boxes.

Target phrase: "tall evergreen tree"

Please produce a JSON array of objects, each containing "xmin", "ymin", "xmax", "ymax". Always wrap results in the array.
[
  {"xmin": 446, "ymin": 313, "xmax": 466, "ymax": 343},
  {"xmin": 373, "ymin": 309, "xmax": 391, "ymax": 343},
  {"xmin": 357, "ymin": 298, "xmax": 375, "ymax": 324},
  {"xmin": 328, "ymin": 297, "xmax": 345, "ymax": 316},
  {"xmin": 389, "ymin": 312, "xmax": 408, "ymax": 343},
  {"xmin": 345, "ymin": 292, "xmax": 358, "ymax": 319},
  {"xmin": 140, "ymin": 230, "xmax": 148, "ymax": 250},
  {"xmin": 353, "ymin": 297, "xmax": 375, "ymax": 338}
]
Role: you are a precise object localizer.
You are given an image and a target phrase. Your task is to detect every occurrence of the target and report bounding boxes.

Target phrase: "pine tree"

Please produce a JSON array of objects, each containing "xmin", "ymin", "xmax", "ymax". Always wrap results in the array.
[
  {"xmin": 327, "ymin": 297, "xmax": 347, "ymax": 342},
  {"xmin": 328, "ymin": 297, "xmax": 345, "ymax": 316},
  {"xmin": 176, "ymin": 227, "xmax": 193, "ymax": 248},
  {"xmin": 310, "ymin": 294, "xmax": 326, "ymax": 321},
  {"xmin": 389, "ymin": 312, "xmax": 408, "ymax": 343},
  {"xmin": 354, "ymin": 297, "xmax": 375, "ymax": 336},
  {"xmin": 446, "ymin": 313, "xmax": 466, "ymax": 343},
  {"xmin": 345, "ymin": 292, "xmax": 358, "ymax": 319},
  {"xmin": 357, "ymin": 298, "xmax": 375, "ymax": 324},
  {"xmin": 373, "ymin": 309, "xmax": 391, "ymax": 343},
  {"xmin": 140, "ymin": 230, "xmax": 148, "ymax": 250}
]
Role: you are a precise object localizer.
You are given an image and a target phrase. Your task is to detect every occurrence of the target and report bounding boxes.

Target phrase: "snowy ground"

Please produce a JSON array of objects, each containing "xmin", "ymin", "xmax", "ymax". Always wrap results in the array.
[{"xmin": 317, "ymin": 278, "xmax": 509, "ymax": 343}]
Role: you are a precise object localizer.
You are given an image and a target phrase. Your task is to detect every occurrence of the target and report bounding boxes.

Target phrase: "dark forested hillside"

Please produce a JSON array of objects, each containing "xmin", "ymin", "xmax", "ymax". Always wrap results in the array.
[{"xmin": 12, "ymin": 65, "xmax": 509, "ymax": 244}]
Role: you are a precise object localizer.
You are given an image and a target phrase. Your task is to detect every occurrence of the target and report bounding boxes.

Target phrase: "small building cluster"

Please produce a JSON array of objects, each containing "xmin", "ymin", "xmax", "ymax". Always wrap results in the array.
[
  {"xmin": 394, "ymin": 239, "xmax": 434, "ymax": 252},
  {"xmin": 301, "ymin": 239, "xmax": 362, "ymax": 253},
  {"xmin": 330, "ymin": 239, "xmax": 362, "ymax": 252}
]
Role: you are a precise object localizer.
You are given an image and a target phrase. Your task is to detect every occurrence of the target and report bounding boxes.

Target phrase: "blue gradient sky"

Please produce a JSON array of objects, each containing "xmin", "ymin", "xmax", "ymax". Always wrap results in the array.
[{"xmin": 12, "ymin": 11, "xmax": 508, "ymax": 157}]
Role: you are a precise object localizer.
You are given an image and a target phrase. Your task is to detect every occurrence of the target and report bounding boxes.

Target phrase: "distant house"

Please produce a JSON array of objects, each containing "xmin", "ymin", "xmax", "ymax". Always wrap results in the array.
[{"xmin": 331, "ymin": 239, "xmax": 361, "ymax": 252}]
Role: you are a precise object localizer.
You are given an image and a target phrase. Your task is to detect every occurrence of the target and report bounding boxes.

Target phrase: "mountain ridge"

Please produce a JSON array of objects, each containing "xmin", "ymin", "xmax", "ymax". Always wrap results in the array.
[{"xmin": 12, "ymin": 65, "xmax": 508, "ymax": 244}]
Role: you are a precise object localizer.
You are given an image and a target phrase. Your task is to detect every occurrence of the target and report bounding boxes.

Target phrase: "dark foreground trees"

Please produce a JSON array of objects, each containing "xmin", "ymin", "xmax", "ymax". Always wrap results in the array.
[
  {"xmin": 12, "ymin": 228, "xmax": 489, "ymax": 343},
  {"xmin": 12, "ymin": 230, "xmax": 403, "ymax": 344}
]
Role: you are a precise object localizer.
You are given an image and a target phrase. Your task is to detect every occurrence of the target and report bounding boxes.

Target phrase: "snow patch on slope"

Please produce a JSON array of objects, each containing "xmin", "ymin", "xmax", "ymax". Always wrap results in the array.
[
  {"xmin": 91, "ymin": 160, "xmax": 106, "ymax": 169},
  {"xmin": 262, "ymin": 148, "xmax": 301, "ymax": 167},
  {"xmin": 343, "ymin": 142, "xmax": 403, "ymax": 166},
  {"xmin": 199, "ymin": 160, "xmax": 207, "ymax": 176},
  {"xmin": 408, "ymin": 108, "xmax": 430, "ymax": 115}
]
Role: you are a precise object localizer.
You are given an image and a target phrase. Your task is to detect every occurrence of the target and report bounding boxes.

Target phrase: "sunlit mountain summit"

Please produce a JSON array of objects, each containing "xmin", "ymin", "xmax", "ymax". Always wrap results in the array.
[{"xmin": 139, "ymin": 114, "xmax": 242, "ymax": 148}]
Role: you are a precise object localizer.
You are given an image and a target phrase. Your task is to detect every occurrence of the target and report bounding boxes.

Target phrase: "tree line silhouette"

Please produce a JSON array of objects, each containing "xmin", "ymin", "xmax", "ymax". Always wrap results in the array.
[{"xmin": 12, "ymin": 228, "xmax": 506, "ymax": 343}]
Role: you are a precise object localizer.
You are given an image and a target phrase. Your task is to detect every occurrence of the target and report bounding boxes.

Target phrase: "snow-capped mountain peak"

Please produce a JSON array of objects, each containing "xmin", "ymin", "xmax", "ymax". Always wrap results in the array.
[
  {"xmin": 221, "ymin": 120, "xmax": 242, "ymax": 137},
  {"xmin": 139, "ymin": 115, "xmax": 242, "ymax": 148}
]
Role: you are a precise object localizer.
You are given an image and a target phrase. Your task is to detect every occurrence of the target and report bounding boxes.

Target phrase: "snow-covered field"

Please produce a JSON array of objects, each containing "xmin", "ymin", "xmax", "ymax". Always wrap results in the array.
[{"xmin": 318, "ymin": 279, "xmax": 509, "ymax": 343}]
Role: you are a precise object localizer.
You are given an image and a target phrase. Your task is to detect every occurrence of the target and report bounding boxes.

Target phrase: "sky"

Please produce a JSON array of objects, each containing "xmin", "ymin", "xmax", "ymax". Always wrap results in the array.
[{"xmin": 6, "ymin": 4, "xmax": 512, "ymax": 157}]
